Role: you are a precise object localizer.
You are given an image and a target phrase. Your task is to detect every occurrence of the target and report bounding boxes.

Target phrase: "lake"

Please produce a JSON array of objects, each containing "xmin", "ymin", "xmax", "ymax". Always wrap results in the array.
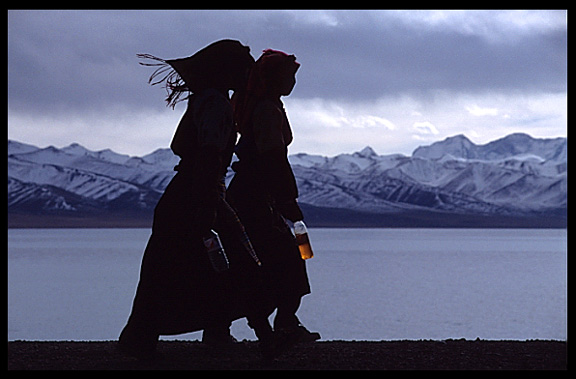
[{"xmin": 8, "ymin": 228, "xmax": 567, "ymax": 341}]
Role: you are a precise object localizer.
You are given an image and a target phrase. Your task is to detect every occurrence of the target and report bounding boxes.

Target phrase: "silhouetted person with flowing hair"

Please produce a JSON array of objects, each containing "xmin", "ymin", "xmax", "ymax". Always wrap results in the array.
[
  {"xmin": 119, "ymin": 40, "xmax": 268, "ymax": 359},
  {"xmin": 228, "ymin": 49, "xmax": 320, "ymax": 350}
]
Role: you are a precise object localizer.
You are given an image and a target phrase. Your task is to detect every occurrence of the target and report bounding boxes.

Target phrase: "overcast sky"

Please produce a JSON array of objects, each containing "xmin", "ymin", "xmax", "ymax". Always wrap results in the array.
[{"xmin": 8, "ymin": 10, "xmax": 567, "ymax": 157}]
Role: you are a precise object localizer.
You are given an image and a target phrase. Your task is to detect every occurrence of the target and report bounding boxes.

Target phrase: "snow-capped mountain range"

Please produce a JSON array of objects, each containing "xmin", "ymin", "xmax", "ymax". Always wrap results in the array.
[{"xmin": 8, "ymin": 133, "xmax": 567, "ymax": 227}]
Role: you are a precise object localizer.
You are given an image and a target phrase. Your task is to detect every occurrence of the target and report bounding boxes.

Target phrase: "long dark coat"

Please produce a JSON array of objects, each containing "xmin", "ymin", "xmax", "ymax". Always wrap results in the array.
[
  {"xmin": 119, "ymin": 89, "xmax": 258, "ymax": 352},
  {"xmin": 227, "ymin": 98, "xmax": 311, "ymax": 311}
]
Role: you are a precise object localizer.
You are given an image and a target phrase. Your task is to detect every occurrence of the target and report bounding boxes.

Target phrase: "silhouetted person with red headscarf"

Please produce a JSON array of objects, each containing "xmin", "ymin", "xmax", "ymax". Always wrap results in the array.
[
  {"xmin": 228, "ymin": 49, "xmax": 321, "ymax": 351},
  {"xmin": 119, "ymin": 40, "xmax": 263, "ymax": 359}
]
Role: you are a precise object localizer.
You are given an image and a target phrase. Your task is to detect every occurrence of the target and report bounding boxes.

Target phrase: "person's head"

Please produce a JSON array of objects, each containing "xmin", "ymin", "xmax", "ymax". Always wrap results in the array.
[
  {"xmin": 139, "ymin": 39, "xmax": 255, "ymax": 107},
  {"xmin": 233, "ymin": 49, "xmax": 300, "ymax": 133},
  {"xmin": 248, "ymin": 49, "xmax": 300, "ymax": 98}
]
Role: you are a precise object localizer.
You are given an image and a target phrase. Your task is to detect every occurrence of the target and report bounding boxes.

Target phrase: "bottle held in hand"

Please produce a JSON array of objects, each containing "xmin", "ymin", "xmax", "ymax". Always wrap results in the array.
[
  {"xmin": 293, "ymin": 220, "xmax": 314, "ymax": 260},
  {"xmin": 203, "ymin": 230, "xmax": 230, "ymax": 272}
]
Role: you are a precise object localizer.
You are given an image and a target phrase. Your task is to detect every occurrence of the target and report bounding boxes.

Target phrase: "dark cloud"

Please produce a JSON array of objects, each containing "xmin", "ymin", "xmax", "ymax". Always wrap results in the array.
[
  {"xmin": 284, "ymin": 12, "xmax": 567, "ymax": 101},
  {"xmin": 8, "ymin": 10, "xmax": 567, "ymax": 116},
  {"xmin": 8, "ymin": 11, "xmax": 184, "ymax": 114}
]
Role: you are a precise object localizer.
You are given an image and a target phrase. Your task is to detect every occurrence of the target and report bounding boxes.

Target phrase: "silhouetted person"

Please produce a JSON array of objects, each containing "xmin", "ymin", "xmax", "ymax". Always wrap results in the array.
[
  {"xmin": 119, "ymin": 40, "xmax": 262, "ymax": 359},
  {"xmin": 228, "ymin": 49, "xmax": 320, "ymax": 348}
]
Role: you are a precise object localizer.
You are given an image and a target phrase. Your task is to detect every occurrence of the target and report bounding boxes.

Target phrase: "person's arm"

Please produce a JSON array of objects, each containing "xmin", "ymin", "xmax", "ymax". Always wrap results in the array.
[
  {"xmin": 193, "ymin": 90, "xmax": 234, "ymax": 232},
  {"xmin": 252, "ymin": 101, "xmax": 303, "ymax": 221}
]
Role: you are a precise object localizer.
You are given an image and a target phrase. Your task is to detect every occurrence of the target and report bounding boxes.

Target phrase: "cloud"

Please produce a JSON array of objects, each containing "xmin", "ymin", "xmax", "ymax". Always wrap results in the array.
[
  {"xmin": 285, "ymin": 97, "xmax": 398, "ymax": 131},
  {"xmin": 288, "ymin": 10, "xmax": 567, "ymax": 101},
  {"xmin": 413, "ymin": 121, "xmax": 439, "ymax": 135},
  {"xmin": 388, "ymin": 10, "xmax": 566, "ymax": 41},
  {"xmin": 7, "ymin": 10, "xmax": 567, "ymax": 156},
  {"xmin": 283, "ymin": 91, "xmax": 566, "ymax": 157},
  {"xmin": 351, "ymin": 116, "xmax": 396, "ymax": 130},
  {"xmin": 466, "ymin": 105, "xmax": 499, "ymax": 116},
  {"xmin": 8, "ymin": 10, "xmax": 567, "ymax": 114},
  {"xmin": 8, "ymin": 104, "xmax": 182, "ymax": 155}
]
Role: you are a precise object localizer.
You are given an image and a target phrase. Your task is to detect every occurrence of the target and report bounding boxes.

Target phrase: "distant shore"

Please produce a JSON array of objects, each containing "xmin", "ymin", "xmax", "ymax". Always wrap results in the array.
[
  {"xmin": 8, "ymin": 340, "xmax": 567, "ymax": 370},
  {"xmin": 7, "ymin": 209, "xmax": 567, "ymax": 229}
]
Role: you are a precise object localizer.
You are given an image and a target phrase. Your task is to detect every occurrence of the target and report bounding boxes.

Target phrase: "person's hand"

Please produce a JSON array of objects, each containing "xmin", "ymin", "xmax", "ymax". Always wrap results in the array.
[
  {"xmin": 277, "ymin": 200, "xmax": 303, "ymax": 222},
  {"xmin": 194, "ymin": 203, "xmax": 217, "ymax": 235}
]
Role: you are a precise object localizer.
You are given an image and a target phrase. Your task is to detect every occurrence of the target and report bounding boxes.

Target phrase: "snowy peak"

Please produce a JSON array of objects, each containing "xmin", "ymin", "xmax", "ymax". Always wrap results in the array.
[
  {"xmin": 141, "ymin": 148, "xmax": 180, "ymax": 169},
  {"xmin": 288, "ymin": 152, "xmax": 328, "ymax": 168},
  {"xmin": 482, "ymin": 133, "xmax": 567, "ymax": 162},
  {"xmin": 7, "ymin": 141, "xmax": 177, "ymax": 214},
  {"xmin": 60, "ymin": 143, "xmax": 133, "ymax": 165},
  {"xmin": 355, "ymin": 146, "xmax": 378, "ymax": 158},
  {"xmin": 61, "ymin": 142, "xmax": 91, "ymax": 156},
  {"xmin": 7, "ymin": 134, "xmax": 567, "ymax": 227},
  {"xmin": 290, "ymin": 135, "xmax": 565, "ymax": 217},
  {"xmin": 413, "ymin": 135, "xmax": 475, "ymax": 160},
  {"xmin": 413, "ymin": 133, "xmax": 566, "ymax": 163},
  {"xmin": 8, "ymin": 140, "xmax": 40, "ymax": 155}
]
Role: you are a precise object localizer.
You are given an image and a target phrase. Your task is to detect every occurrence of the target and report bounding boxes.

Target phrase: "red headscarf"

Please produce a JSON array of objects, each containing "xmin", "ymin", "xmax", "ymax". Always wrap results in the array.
[{"xmin": 233, "ymin": 49, "xmax": 300, "ymax": 133}]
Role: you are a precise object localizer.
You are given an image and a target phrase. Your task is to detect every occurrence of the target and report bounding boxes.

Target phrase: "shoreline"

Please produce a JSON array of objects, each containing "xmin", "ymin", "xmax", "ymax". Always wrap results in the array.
[
  {"xmin": 8, "ymin": 206, "xmax": 567, "ymax": 229},
  {"xmin": 8, "ymin": 340, "xmax": 567, "ymax": 370}
]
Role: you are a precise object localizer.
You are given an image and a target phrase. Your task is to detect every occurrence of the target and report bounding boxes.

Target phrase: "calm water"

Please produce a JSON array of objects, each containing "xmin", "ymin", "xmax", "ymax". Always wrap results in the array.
[{"xmin": 7, "ymin": 228, "xmax": 567, "ymax": 341}]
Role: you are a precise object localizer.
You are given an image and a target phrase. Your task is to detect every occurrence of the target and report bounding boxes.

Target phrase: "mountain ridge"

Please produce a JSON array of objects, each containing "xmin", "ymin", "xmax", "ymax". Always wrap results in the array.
[{"xmin": 8, "ymin": 134, "xmax": 567, "ymax": 228}]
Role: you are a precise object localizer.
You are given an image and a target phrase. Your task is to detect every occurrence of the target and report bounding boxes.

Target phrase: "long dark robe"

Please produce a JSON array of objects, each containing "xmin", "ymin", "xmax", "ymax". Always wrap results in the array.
[
  {"xmin": 227, "ymin": 98, "xmax": 311, "ymax": 313},
  {"xmin": 119, "ymin": 89, "xmax": 255, "ymax": 353}
]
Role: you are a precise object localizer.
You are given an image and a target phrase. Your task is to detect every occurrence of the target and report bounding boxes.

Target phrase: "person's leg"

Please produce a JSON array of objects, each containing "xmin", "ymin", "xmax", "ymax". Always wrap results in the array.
[
  {"xmin": 274, "ymin": 296, "xmax": 301, "ymax": 330},
  {"xmin": 274, "ymin": 295, "xmax": 320, "ymax": 343},
  {"xmin": 202, "ymin": 322, "xmax": 236, "ymax": 346},
  {"xmin": 248, "ymin": 313, "xmax": 283, "ymax": 361},
  {"xmin": 248, "ymin": 315, "xmax": 274, "ymax": 341},
  {"xmin": 118, "ymin": 321, "xmax": 159, "ymax": 360}
]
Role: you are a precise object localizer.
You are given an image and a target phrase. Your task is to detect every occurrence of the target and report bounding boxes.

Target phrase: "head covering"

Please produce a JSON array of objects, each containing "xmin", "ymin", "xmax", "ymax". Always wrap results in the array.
[
  {"xmin": 138, "ymin": 39, "xmax": 254, "ymax": 108},
  {"xmin": 244, "ymin": 49, "xmax": 300, "ymax": 97},
  {"xmin": 233, "ymin": 49, "xmax": 300, "ymax": 132}
]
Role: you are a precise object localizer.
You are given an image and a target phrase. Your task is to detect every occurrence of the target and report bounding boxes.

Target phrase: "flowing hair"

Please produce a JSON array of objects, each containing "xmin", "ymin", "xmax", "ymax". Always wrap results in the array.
[
  {"xmin": 137, "ymin": 54, "xmax": 189, "ymax": 108},
  {"xmin": 138, "ymin": 40, "xmax": 254, "ymax": 109}
]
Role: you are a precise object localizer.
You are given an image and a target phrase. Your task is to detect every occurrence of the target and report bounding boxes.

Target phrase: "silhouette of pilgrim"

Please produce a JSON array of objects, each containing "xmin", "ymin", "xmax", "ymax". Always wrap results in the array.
[
  {"xmin": 119, "ymin": 40, "xmax": 262, "ymax": 359},
  {"xmin": 228, "ymin": 49, "xmax": 320, "ymax": 347}
]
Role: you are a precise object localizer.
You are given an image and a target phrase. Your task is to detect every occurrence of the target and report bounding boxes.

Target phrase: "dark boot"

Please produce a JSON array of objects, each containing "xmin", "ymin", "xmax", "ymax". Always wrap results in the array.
[
  {"xmin": 118, "ymin": 324, "xmax": 159, "ymax": 360},
  {"xmin": 274, "ymin": 296, "xmax": 320, "ymax": 344},
  {"xmin": 202, "ymin": 325, "xmax": 237, "ymax": 347}
]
